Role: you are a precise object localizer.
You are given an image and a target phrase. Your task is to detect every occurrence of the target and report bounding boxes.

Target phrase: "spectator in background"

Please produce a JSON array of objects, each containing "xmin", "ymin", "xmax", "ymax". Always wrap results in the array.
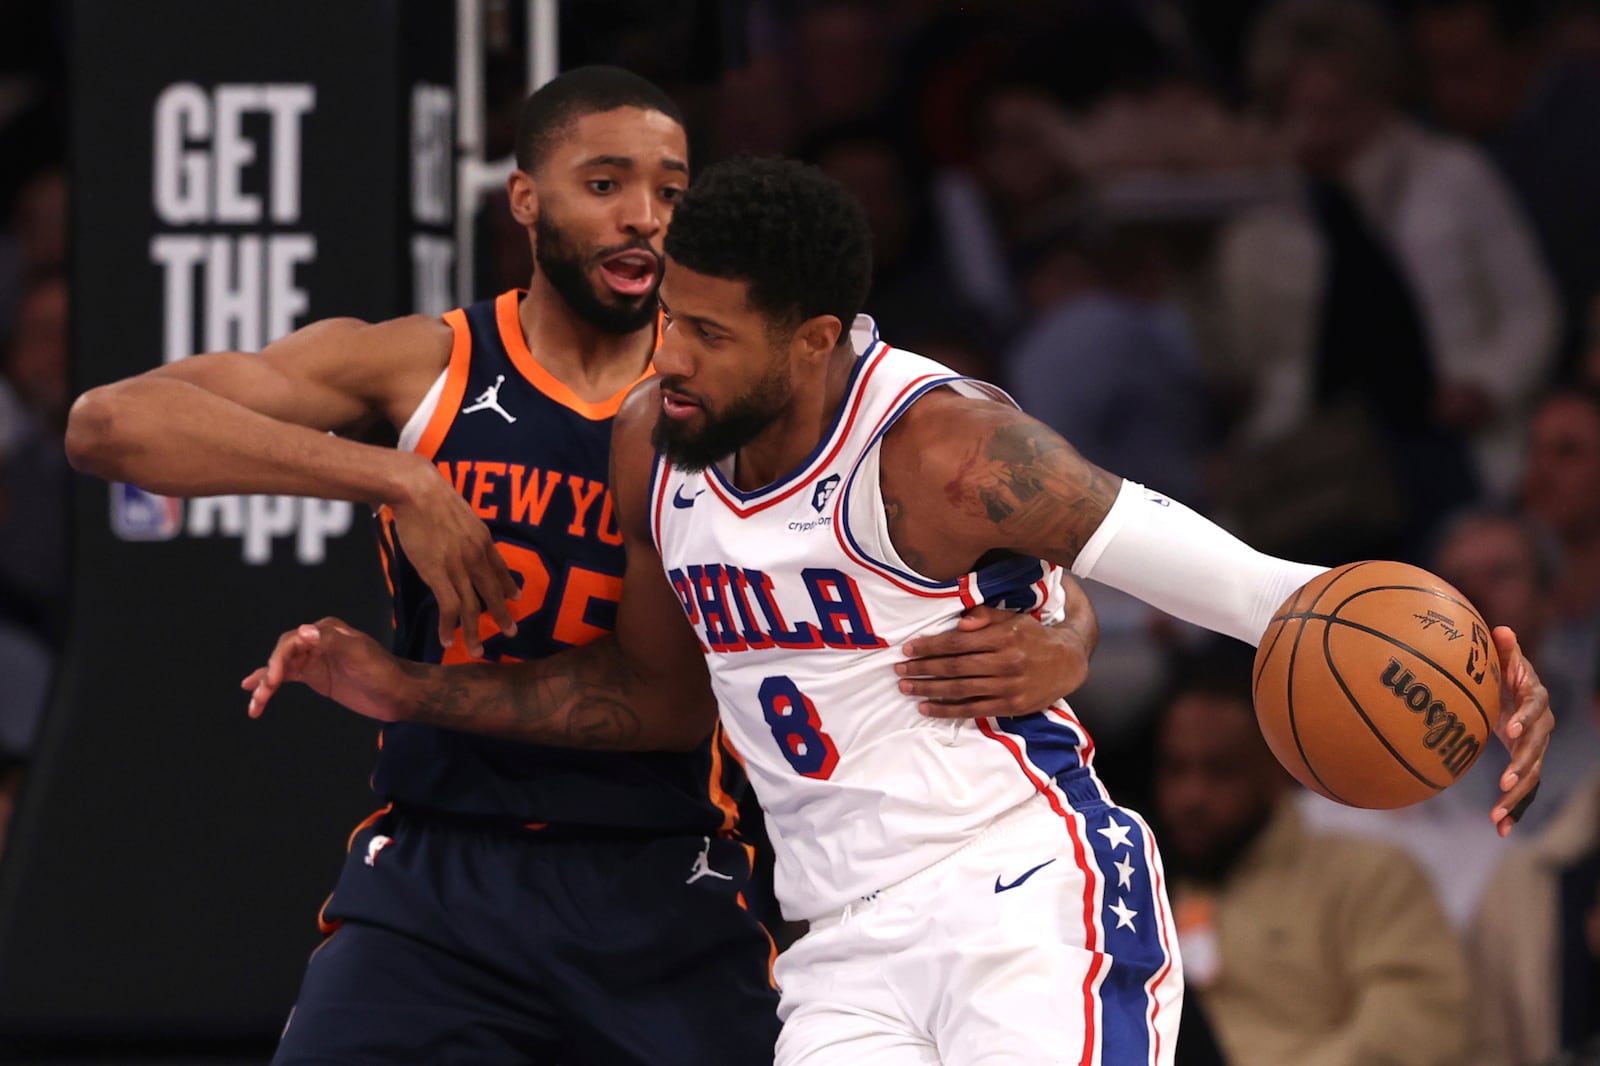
[
  {"xmin": 12, "ymin": 165, "xmax": 64, "ymax": 278},
  {"xmin": 0, "ymin": 614, "xmax": 48, "ymax": 761},
  {"xmin": 1009, "ymin": 211, "xmax": 1213, "ymax": 506},
  {"xmin": 1215, "ymin": 0, "xmax": 1557, "ymax": 561},
  {"xmin": 1411, "ymin": 0, "xmax": 1600, "ymax": 377},
  {"xmin": 1523, "ymin": 387, "xmax": 1600, "ymax": 626},
  {"xmin": 1155, "ymin": 649, "xmax": 1470, "ymax": 1066},
  {"xmin": 928, "ymin": 77, "xmax": 1080, "ymax": 345},
  {"xmin": 0, "ymin": 373, "xmax": 50, "ymax": 761},
  {"xmin": 1446, "ymin": 392, "xmax": 1600, "ymax": 1066},
  {"xmin": 1467, "ymin": 706, "xmax": 1600, "ymax": 1066},
  {"xmin": 6, "ymin": 271, "xmax": 66, "ymax": 430},
  {"xmin": 799, "ymin": 121, "xmax": 979, "ymax": 369},
  {"xmin": 782, "ymin": 0, "xmax": 895, "ymax": 145},
  {"xmin": 0, "ymin": 273, "xmax": 68, "ymax": 639},
  {"xmin": 1433, "ymin": 509, "xmax": 1600, "ymax": 834},
  {"xmin": 877, "ymin": 4, "xmax": 1185, "ymax": 349},
  {"xmin": 1551, "ymin": 0, "xmax": 1600, "ymax": 62}
]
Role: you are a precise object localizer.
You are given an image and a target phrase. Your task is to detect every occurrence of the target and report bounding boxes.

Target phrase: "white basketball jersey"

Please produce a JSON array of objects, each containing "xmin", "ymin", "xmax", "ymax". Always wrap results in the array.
[{"xmin": 650, "ymin": 316, "xmax": 1107, "ymax": 921}]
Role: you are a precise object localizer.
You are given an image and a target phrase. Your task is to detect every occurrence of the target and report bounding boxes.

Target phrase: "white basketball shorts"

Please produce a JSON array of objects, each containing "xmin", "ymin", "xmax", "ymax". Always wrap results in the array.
[{"xmin": 773, "ymin": 788, "xmax": 1182, "ymax": 1066}]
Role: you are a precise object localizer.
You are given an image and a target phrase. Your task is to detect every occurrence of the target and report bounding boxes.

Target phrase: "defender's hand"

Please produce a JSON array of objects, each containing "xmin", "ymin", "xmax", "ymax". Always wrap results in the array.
[
  {"xmin": 896, "ymin": 606, "xmax": 1091, "ymax": 718},
  {"xmin": 391, "ymin": 456, "xmax": 520, "ymax": 658},
  {"xmin": 1489, "ymin": 626, "xmax": 1553, "ymax": 837},
  {"xmin": 241, "ymin": 618, "xmax": 408, "ymax": 723}
]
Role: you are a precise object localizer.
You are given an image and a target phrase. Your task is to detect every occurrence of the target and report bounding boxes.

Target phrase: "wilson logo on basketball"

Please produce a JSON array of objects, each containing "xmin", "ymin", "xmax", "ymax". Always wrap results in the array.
[{"xmin": 1380, "ymin": 658, "xmax": 1481, "ymax": 778}]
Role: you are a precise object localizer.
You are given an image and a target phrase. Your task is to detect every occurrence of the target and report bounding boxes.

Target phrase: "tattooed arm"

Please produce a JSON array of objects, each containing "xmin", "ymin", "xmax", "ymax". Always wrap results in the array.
[
  {"xmin": 878, "ymin": 392, "xmax": 1119, "ymax": 581},
  {"xmin": 243, "ymin": 382, "xmax": 718, "ymax": 751},
  {"xmin": 879, "ymin": 389, "xmax": 1322, "ymax": 646},
  {"xmin": 879, "ymin": 390, "xmax": 1554, "ymax": 831}
]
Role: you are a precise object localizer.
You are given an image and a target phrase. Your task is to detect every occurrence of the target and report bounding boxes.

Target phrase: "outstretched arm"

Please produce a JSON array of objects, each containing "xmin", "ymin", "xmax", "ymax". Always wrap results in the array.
[
  {"xmin": 882, "ymin": 390, "xmax": 1553, "ymax": 827},
  {"xmin": 244, "ymin": 383, "xmax": 718, "ymax": 752},
  {"xmin": 881, "ymin": 392, "xmax": 1321, "ymax": 645},
  {"xmin": 65, "ymin": 314, "xmax": 518, "ymax": 655},
  {"xmin": 66, "ymin": 316, "xmax": 449, "ymax": 500}
]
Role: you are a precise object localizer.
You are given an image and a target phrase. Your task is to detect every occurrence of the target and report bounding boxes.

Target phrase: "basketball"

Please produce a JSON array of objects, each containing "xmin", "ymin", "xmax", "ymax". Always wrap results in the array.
[{"xmin": 1252, "ymin": 561, "xmax": 1503, "ymax": 809}]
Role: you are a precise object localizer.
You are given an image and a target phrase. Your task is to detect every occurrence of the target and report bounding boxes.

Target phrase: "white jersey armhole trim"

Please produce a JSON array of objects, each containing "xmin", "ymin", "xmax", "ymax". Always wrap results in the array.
[
  {"xmin": 396, "ymin": 368, "xmax": 449, "ymax": 454},
  {"xmin": 838, "ymin": 375, "xmax": 1016, "ymax": 590}
]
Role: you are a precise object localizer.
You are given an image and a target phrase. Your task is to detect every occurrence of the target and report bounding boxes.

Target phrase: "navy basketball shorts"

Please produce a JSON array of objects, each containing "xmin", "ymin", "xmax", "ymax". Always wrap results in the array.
[{"xmin": 272, "ymin": 807, "xmax": 781, "ymax": 1065}]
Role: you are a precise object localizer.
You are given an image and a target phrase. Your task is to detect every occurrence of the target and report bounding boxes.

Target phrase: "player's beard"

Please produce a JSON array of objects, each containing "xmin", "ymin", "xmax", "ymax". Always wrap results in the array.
[
  {"xmin": 652, "ymin": 361, "xmax": 794, "ymax": 474},
  {"xmin": 1158, "ymin": 802, "xmax": 1275, "ymax": 886},
  {"xmin": 534, "ymin": 212, "xmax": 660, "ymax": 336}
]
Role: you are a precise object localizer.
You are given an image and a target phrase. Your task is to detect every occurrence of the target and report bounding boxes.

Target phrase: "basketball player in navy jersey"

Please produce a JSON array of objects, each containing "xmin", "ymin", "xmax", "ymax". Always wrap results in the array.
[
  {"xmin": 69, "ymin": 72, "xmax": 1098, "ymax": 1063},
  {"xmin": 251, "ymin": 157, "xmax": 1556, "ymax": 1065}
]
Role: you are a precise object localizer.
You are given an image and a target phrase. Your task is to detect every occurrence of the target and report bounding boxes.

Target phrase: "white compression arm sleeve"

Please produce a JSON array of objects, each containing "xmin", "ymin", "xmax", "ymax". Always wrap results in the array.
[{"xmin": 1071, "ymin": 480, "xmax": 1329, "ymax": 647}]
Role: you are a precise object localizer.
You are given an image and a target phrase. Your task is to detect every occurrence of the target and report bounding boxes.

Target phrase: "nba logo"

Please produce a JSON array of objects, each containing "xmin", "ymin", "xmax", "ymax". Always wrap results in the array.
[
  {"xmin": 110, "ymin": 482, "xmax": 183, "ymax": 541},
  {"xmin": 811, "ymin": 474, "xmax": 841, "ymax": 513}
]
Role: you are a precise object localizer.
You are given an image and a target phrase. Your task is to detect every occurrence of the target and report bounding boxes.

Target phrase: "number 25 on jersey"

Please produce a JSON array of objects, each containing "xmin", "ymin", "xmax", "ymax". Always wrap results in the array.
[{"xmin": 442, "ymin": 540, "xmax": 621, "ymax": 664}]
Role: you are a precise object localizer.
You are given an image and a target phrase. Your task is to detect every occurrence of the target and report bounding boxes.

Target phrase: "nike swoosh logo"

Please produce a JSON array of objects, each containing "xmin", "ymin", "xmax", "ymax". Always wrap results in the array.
[
  {"xmin": 672, "ymin": 486, "xmax": 704, "ymax": 509},
  {"xmin": 994, "ymin": 858, "xmax": 1056, "ymax": 893}
]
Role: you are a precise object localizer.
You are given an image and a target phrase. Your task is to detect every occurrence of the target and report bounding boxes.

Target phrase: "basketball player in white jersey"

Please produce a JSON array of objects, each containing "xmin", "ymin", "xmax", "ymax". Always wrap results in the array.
[{"xmin": 247, "ymin": 158, "xmax": 1555, "ymax": 1065}]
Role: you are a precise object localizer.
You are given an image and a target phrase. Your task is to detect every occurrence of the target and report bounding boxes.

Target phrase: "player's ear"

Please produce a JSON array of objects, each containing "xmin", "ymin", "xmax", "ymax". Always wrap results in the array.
[
  {"xmin": 789, "ymin": 314, "xmax": 843, "ymax": 366},
  {"xmin": 508, "ymin": 170, "xmax": 539, "ymax": 227}
]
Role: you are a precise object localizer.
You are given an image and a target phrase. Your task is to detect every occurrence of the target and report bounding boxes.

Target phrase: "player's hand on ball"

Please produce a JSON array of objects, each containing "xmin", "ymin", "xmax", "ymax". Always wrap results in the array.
[
  {"xmin": 392, "ymin": 455, "xmax": 521, "ymax": 658},
  {"xmin": 896, "ymin": 606, "xmax": 1091, "ymax": 718},
  {"xmin": 241, "ymin": 617, "xmax": 408, "ymax": 723},
  {"xmin": 1489, "ymin": 625, "xmax": 1553, "ymax": 837}
]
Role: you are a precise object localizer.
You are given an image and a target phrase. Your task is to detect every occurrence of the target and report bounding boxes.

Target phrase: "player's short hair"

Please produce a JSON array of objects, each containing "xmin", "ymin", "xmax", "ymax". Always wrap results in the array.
[
  {"xmin": 1248, "ymin": 0, "xmax": 1402, "ymax": 109},
  {"xmin": 1154, "ymin": 640, "xmax": 1277, "ymax": 764},
  {"xmin": 514, "ymin": 65, "xmax": 685, "ymax": 173},
  {"xmin": 663, "ymin": 156, "xmax": 873, "ymax": 339}
]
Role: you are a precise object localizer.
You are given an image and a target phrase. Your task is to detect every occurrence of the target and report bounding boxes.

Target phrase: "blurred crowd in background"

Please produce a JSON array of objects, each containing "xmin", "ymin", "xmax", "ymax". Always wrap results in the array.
[{"xmin": 2, "ymin": 0, "xmax": 1600, "ymax": 1062}]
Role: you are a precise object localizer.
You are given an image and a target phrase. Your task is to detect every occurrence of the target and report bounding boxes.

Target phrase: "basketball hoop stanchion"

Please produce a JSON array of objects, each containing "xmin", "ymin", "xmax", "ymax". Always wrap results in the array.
[
  {"xmin": 454, "ymin": 0, "xmax": 559, "ymax": 306},
  {"xmin": 530, "ymin": 0, "xmax": 559, "ymax": 94}
]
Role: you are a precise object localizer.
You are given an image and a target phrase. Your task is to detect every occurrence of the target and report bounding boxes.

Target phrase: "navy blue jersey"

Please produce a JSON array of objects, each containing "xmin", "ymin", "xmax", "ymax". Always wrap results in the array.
[{"xmin": 371, "ymin": 291, "xmax": 741, "ymax": 834}]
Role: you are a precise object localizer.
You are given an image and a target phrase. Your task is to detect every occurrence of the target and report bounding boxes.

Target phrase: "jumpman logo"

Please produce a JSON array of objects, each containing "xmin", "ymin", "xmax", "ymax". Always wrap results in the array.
[
  {"xmin": 463, "ymin": 375, "xmax": 516, "ymax": 423},
  {"xmin": 685, "ymin": 836, "xmax": 734, "ymax": 884}
]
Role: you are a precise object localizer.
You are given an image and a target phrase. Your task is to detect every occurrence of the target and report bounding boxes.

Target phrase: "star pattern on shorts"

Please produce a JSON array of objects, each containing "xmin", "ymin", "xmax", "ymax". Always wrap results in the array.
[
  {"xmin": 1097, "ymin": 816, "xmax": 1134, "ymax": 851},
  {"xmin": 1114, "ymin": 854, "xmax": 1136, "ymax": 890},
  {"xmin": 1108, "ymin": 896, "xmax": 1139, "ymax": 931}
]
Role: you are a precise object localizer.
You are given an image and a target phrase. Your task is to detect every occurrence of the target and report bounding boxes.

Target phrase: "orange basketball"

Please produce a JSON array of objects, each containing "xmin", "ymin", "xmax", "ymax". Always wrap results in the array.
[{"xmin": 1252, "ymin": 561, "xmax": 1503, "ymax": 809}]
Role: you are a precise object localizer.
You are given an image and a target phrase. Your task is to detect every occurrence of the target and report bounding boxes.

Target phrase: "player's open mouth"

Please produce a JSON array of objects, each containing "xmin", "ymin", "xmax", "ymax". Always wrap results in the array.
[
  {"xmin": 599, "ymin": 250, "xmax": 659, "ymax": 296},
  {"xmin": 661, "ymin": 388, "xmax": 701, "ymax": 420}
]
